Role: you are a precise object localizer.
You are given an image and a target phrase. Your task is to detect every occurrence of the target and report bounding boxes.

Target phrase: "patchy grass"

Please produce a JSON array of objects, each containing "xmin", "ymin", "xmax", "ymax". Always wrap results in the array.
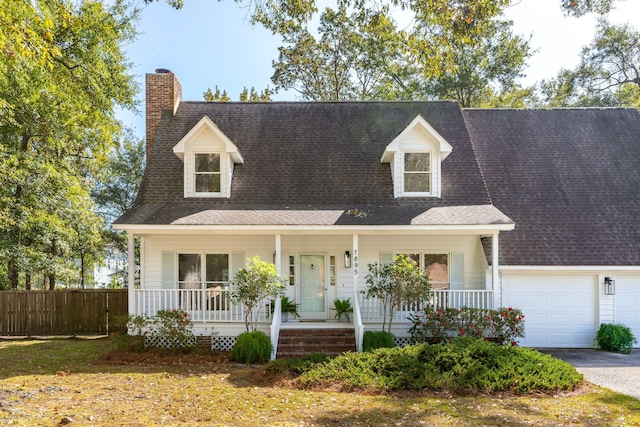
[{"xmin": 0, "ymin": 338, "xmax": 639, "ymax": 426}]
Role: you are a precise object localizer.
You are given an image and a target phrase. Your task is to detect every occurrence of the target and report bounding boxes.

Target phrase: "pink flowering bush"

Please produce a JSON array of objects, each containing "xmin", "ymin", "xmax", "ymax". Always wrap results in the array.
[
  {"xmin": 409, "ymin": 307, "xmax": 525, "ymax": 345},
  {"xmin": 124, "ymin": 309, "xmax": 196, "ymax": 351}
]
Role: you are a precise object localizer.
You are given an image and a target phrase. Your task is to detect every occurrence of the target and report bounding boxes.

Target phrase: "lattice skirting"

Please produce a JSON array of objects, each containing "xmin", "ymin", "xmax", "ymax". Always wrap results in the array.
[
  {"xmin": 144, "ymin": 335, "xmax": 197, "ymax": 349},
  {"xmin": 393, "ymin": 337, "xmax": 412, "ymax": 348},
  {"xmin": 212, "ymin": 336, "xmax": 237, "ymax": 351}
]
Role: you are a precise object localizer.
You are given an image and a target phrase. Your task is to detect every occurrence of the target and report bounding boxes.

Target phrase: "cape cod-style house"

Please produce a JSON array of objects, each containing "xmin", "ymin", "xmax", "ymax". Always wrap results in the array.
[{"xmin": 114, "ymin": 69, "xmax": 640, "ymax": 355}]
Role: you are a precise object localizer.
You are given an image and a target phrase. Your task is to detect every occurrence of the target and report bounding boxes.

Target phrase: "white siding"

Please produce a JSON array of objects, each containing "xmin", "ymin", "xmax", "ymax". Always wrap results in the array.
[
  {"xmin": 142, "ymin": 235, "xmax": 274, "ymax": 289},
  {"xmin": 613, "ymin": 274, "xmax": 640, "ymax": 345}
]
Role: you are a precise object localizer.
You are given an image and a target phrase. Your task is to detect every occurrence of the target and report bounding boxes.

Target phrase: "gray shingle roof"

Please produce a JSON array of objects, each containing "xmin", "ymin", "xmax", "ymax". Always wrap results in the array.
[
  {"xmin": 116, "ymin": 101, "xmax": 499, "ymax": 226},
  {"xmin": 464, "ymin": 108, "xmax": 640, "ymax": 266}
]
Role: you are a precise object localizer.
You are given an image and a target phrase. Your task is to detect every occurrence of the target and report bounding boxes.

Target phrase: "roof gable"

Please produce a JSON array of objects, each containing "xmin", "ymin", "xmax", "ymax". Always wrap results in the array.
[
  {"xmin": 172, "ymin": 115, "xmax": 243, "ymax": 164},
  {"xmin": 380, "ymin": 114, "xmax": 453, "ymax": 163}
]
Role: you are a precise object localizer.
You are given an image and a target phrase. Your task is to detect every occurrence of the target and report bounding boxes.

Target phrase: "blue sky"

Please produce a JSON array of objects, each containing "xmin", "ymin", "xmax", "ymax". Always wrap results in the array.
[{"xmin": 118, "ymin": 0, "xmax": 640, "ymax": 138}]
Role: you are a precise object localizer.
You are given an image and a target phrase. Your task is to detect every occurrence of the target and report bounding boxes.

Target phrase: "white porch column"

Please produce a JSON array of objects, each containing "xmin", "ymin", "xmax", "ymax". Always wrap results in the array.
[
  {"xmin": 274, "ymin": 234, "xmax": 282, "ymax": 275},
  {"xmin": 491, "ymin": 232, "xmax": 500, "ymax": 309},
  {"xmin": 127, "ymin": 232, "xmax": 135, "ymax": 315}
]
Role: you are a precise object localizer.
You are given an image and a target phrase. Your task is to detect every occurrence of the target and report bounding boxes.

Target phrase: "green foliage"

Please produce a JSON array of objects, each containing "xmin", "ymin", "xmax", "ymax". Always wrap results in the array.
[
  {"xmin": 595, "ymin": 323, "xmax": 638, "ymax": 354},
  {"xmin": 363, "ymin": 330, "xmax": 395, "ymax": 352},
  {"xmin": 561, "ymin": 0, "xmax": 619, "ymax": 16},
  {"xmin": 540, "ymin": 19, "xmax": 640, "ymax": 108},
  {"xmin": 0, "ymin": 0, "xmax": 137, "ymax": 289},
  {"xmin": 232, "ymin": 256, "xmax": 286, "ymax": 332},
  {"xmin": 365, "ymin": 254, "xmax": 430, "ymax": 333},
  {"xmin": 409, "ymin": 307, "xmax": 525, "ymax": 346},
  {"xmin": 299, "ymin": 338, "xmax": 583, "ymax": 393},
  {"xmin": 125, "ymin": 309, "xmax": 197, "ymax": 352},
  {"xmin": 269, "ymin": 296, "xmax": 300, "ymax": 318},
  {"xmin": 332, "ymin": 298, "xmax": 353, "ymax": 322},
  {"xmin": 231, "ymin": 331, "xmax": 273, "ymax": 364},
  {"xmin": 265, "ymin": 353, "xmax": 331, "ymax": 375}
]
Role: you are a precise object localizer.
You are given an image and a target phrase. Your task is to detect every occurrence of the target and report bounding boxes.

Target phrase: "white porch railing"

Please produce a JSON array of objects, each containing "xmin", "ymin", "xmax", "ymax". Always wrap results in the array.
[
  {"xmin": 359, "ymin": 290, "xmax": 494, "ymax": 324},
  {"xmin": 130, "ymin": 288, "xmax": 271, "ymax": 323},
  {"xmin": 131, "ymin": 289, "xmax": 493, "ymax": 326}
]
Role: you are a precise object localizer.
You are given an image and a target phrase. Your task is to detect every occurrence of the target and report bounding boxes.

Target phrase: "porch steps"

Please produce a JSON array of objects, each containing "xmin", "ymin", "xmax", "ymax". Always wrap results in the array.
[{"xmin": 276, "ymin": 328, "xmax": 356, "ymax": 358}]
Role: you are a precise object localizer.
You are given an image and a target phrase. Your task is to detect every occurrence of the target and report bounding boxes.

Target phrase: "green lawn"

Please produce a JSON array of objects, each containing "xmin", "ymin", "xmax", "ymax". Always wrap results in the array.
[{"xmin": 0, "ymin": 338, "xmax": 639, "ymax": 426}]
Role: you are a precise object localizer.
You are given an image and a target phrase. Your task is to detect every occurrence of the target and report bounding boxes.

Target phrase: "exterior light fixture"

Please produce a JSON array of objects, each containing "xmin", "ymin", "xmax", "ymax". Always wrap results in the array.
[
  {"xmin": 344, "ymin": 251, "xmax": 351, "ymax": 268},
  {"xmin": 604, "ymin": 277, "xmax": 615, "ymax": 295}
]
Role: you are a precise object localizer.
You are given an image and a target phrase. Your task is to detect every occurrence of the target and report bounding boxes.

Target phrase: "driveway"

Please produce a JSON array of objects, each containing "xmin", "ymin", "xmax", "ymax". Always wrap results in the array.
[{"xmin": 540, "ymin": 349, "xmax": 640, "ymax": 399}]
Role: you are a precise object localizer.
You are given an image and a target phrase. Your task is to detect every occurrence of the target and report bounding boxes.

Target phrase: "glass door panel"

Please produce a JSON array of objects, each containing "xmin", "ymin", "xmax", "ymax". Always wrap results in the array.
[{"xmin": 299, "ymin": 254, "xmax": 326, "ymax": 319}]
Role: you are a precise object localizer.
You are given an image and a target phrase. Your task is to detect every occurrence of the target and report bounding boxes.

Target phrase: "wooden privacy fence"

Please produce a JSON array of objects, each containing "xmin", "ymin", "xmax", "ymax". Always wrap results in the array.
[{"xmin": 0, "ymin": 289, "xmax": 128, "ymax": 336}]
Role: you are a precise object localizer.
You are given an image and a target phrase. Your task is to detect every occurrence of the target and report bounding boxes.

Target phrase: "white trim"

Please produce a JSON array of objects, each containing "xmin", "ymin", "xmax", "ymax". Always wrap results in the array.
[
  {"xmin": 113, "ymin": 223, "xmax": 516, "ymax": 234},
  {"xmin": 499, "ymin": 266, "xmax": 640, "ymax": 272},
  {"xmin": 380, "ymin": 115, "xmax": 453, "ymax": 163},
  {"xmin": 172, "ymin": 116, "xmax": 243, "ymax": 163}
]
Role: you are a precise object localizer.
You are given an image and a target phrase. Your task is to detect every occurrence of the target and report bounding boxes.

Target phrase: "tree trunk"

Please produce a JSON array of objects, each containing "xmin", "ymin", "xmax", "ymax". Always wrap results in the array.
[
  {"xmin": 8, "ymin": 260, "xmax": 19, "ymax": 290},
  {"xmin": 25, "ymin": 272, "xmax": 31, "ymax": 290},
  {"xmin": 49, "ymin": 241, "xmax": 57, "ymax": 290},
  {"xmin": 80, "ymin": 252, "xmax": 85, "ymax": 289}
]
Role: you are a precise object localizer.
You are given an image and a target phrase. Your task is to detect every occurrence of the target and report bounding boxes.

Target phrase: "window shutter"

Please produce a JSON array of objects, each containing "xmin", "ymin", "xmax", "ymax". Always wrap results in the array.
[
  {"xmin": 380, "ymin": 252, "xmax": 393, "ymax": 265},
  {"xmin": 161, "ymin": 252, "xmax": 175, "ymax": 289},
  {"xmin": 450, "ymin": 252, "xmax": 464, "ymax": 290},
  {"xmin": 232, "ymin": 252, "xmax": 245, "ymax": 277}
]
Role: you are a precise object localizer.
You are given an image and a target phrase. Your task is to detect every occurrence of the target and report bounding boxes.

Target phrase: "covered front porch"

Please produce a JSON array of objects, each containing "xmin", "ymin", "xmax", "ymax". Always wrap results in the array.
[{"xmin": 123, "ymin": 226, "xmax": 505, "ymax": 355}]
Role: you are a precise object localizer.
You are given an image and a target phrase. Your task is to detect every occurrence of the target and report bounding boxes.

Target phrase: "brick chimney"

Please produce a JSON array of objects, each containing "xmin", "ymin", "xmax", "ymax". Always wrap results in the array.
[{"xmin": 146, "ymin": 68, "xmax": 182, "ymax": 157}]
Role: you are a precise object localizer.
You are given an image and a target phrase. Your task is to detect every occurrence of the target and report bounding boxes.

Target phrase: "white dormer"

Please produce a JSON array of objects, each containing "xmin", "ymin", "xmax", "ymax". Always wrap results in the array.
[
  {"xmin": 173, "ymin": 116, "xmax": 243, "ymax": 198},
  {"xmin": 380, "ymin": 115, "xmax": 453, "ymax": 198}
]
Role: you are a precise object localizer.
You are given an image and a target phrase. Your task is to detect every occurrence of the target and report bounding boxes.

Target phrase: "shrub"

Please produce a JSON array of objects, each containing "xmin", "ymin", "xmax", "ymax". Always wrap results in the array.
[
  {"xmin": 363, "ymin": 330, "xmax": 395, "ymax": 352},
  {"xmin": 124, "ymin": 309, "xmax": 197, "ymax": 352},
  {"xmin": 232, "ymin": 256, "xmax": 286, "ymax": 332},
  {"xmin": 231, "ymin": 331, "xmax": 273, "ymax": 364},
  {"xmin": 595, "ymin": 323, "xmax": 638, "ymax": 354},
  {"xmin": 409, "ymin": 306, "xmax": 525, "ymax": 345},
  {"xmin": 365, "ymin": 254, "xmax": 430, "ymax": 333},
  {"xmin": 299, "ymin": 337, "xmax": 583, "ymax": 393}
]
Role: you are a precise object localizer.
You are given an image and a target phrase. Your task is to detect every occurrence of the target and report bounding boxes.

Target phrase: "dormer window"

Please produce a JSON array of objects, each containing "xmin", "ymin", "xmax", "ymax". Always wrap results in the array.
[
  {"xmin": 195, "ymin": 153, "xmax": 221, "ymax": 193},
  {"xmin": 381, "ymin": 115, "xmax": 452, "ymax": 198},
  {"xmin": 404, "ymin": 152, "xmax": 431, "ymax": 194},
  {"xmin": 173, "ymin": 116, "xmax": 243, "ymax": 199}
]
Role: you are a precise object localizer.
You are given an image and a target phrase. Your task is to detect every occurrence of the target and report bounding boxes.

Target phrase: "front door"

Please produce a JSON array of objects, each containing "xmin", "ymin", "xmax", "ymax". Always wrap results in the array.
[{"xmin": 299, "ymin": 254, "xmax": 326, "ymax": 320}]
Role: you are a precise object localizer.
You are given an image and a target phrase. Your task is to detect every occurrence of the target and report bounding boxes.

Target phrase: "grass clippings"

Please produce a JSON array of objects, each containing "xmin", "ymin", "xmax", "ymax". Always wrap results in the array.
[{"xmin": 0, "ymin": 338, "xmax": 639, "ymax": 426}]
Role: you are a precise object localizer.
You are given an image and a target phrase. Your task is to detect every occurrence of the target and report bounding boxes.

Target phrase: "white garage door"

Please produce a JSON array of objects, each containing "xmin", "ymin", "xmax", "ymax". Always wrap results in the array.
[
  {"xmin": 502, "ymin": 274, "xmax": 597, "ymax": 348},
  {"xmin": 614, "ymin": 275, "xmax": 640, "ymax": 345}
]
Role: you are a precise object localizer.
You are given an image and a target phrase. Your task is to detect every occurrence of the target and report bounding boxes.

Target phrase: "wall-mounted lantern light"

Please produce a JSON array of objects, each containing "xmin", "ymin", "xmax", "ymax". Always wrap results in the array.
[
  {"xmin": 604, "ymin": 277, "xmax": 616, "ymax": 295},
  {"xmin": 344, "ymin": 251, "xmax": 351, "ymax": 268}
]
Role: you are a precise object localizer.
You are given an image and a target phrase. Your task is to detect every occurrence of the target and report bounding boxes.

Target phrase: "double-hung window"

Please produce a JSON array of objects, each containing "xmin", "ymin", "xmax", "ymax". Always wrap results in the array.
[
  {"xmin": 399, "ymin": 252, "xmax": 449, "ymax": 290},
  {"xmin": 403, "ymin": 152, "xmax": 431, "ymax": 194},
  {"xmin": 177, "ymin": 253, "xmax": 230, "ymax": 310},
  {"xmin": 194, "ymin": 153, "xmax": 221, "ymax": 194}
]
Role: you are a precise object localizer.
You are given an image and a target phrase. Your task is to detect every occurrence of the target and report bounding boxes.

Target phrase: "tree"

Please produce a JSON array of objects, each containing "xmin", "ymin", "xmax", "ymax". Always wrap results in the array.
[
  {"xmin": 231, "ymin": 256, "xmax": 286, "ymax": 332},
  {"xmin": 0, "ymin": 0, "xmax": 138, "ymax": 289},
  {"xmin": 272, "ymin": 6, "xmax": 407, "ymax": 101},
  {"xmin": 540, "ymin": 19, "xmax": 640, "ymax": 107},
  {"xmin": 203, "ymin": 86, "xmax": 272, "ymax": 102},
  {"xmin": 203, "ymin": 86, "xmax": 231, "ymax": 102},
  {"xmin": 239, "ymin": 86, "xmax": 272, "ymax": 102},
  {"xmin": 365, "ymin": 254, "xmax": 431, "ymax": 333},
  {"xmin": 415, "ymin": 19, "xmax": 534, "ymax": 107},
  {"xmin": 561, "ymin": 0, "xmax": 623, "ymax": 16},
  {"xmin": 92, "ymin": 130, "xmax": 146, "ymax": 285}
]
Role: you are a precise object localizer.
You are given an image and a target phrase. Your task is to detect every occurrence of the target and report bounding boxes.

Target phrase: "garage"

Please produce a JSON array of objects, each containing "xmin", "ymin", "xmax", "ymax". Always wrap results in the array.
[
  {"xmin": 613, "ymin": 275, "xmax": 640, "ymax": 345},
  {"xmin": 502, "ymin": 273, "xmax": 598, "ymax": 348}
]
